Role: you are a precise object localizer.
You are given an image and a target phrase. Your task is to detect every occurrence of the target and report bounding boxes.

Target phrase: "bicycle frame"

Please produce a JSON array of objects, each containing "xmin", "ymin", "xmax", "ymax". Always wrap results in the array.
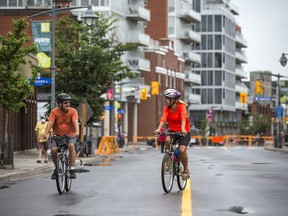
[
  {"xmin": 51, "ymin": 136, "xmax": 72, "ymax": 194},
  {"xmin": 159, "ymin": 132, "xmax": 187, "ymax": 193}
]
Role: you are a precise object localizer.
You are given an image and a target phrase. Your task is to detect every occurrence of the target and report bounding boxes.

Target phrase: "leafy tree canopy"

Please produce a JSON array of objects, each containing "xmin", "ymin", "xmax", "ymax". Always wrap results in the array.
[
  {"xmin": 240, "ymin": 113, "xmax": 270, "ymax": 135},
  {"xmin": 51, "ymin": 14, "xmax": 136, "ymax": 123},
  {"xmin": 0, "ymin": 18, "xmax": 38, "ymax": 112}
]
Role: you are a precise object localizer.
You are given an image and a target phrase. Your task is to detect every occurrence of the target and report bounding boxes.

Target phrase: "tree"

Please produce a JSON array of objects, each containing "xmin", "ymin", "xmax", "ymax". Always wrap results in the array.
[
  {"xmin": 52, "ymin": 15, "xmax": 135, "ymax": 123},
  {"xmin": 240, "ymin": 113, "xmax": 270, "ymax": 135},
  {"xmin": 0, "ymin": 19, "xmax": 38, "ymax": 165}
]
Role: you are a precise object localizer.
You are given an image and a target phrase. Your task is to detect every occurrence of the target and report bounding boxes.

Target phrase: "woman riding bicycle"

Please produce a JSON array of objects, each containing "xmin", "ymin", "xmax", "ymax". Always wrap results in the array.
[
  {"xmin": 154, "ymin": 89, "xmax": 191, "ymax": 180},
  {"xmin": 43, "ymin": 93, "xmax": 79, "ymax": 180}
]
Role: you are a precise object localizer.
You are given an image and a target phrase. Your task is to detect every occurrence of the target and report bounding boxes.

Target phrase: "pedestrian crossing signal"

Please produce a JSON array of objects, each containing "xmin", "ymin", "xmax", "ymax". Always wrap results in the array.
[
  {"xmin": 151, "ymin": 81, "xmax": 159, "ymax": 95},
  {"xmin": 140, "ymin": 88, "xmax": 147, "ymax": 100}
]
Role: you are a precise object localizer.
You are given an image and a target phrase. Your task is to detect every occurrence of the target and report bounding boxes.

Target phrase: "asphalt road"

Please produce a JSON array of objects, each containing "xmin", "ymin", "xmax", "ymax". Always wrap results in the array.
[{"xmin": 0, "ymin": 146, "xmax": 287, "ymax": 216}]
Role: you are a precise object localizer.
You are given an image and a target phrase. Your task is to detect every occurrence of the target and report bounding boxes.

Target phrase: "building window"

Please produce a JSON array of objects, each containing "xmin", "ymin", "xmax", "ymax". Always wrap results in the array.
[
  {"xmin": 215, "ymin": 89, "xmax": 222, "ymax": 103},
  {"xmin": 208, "ymin": 15, "xmax": 213, "ymax": 32},
  {"xmin": 215, "ymin": 35, "xmax": 222, "ymax": 50},
  {"xmin": 215, "ymin": 15, "xmax": 221, "ymax": 32},
  {"xmin": 215, "ymin": 71, "xmax": 222, "ymax": 86},
  {"xmin": 215, "ymin": 53, "xmax": 222, "ymax": 68}
]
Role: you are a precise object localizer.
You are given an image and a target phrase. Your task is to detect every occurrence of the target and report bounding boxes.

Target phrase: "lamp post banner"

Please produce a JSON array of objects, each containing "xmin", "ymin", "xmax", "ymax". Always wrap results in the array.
[{"xmin": 32, "ymin": 21, "xmax": 51, "ymax": 55}]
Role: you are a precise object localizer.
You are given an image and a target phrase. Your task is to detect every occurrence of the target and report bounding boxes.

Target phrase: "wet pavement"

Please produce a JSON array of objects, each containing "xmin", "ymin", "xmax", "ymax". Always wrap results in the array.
[
  {"xmin": 0, "ymin": 142, "xmax": 286, "ymax": 183},
  {"xmin": 0, "ymin": 144, "xmax": 150, "ymax": 183}
]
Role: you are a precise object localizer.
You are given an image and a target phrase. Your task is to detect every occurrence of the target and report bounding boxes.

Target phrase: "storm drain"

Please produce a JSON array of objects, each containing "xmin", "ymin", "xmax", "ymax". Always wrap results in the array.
[
  {"xmin": 0, "ymin": 185, "xmax": 10, "ymax": 189},
  {"xmin": 251, "ymin": 163, "xmax": 271, "ymax": 165},
  {"xmin": 229, "ymin": 206, "xmax": 248, "ymax": 214},
  {"xmin": 74, "ymin": 168, "xmax": 90, "ymax": 173},
  {"xmin": 84, "ymin": 163, "xmax": 112, "ymax": 167}
]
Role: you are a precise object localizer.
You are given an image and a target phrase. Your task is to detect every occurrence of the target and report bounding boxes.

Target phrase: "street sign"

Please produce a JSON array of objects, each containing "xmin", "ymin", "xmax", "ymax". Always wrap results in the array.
[
  {"xmin": 104, "ymin": 105, "xmax": 113, "ymax": 110},
  {"xmin": 254, "ymin": 96, "xmax": 273, "ymax": 101},
  {"xmin": 33, "ymin": 78, "xmax": 51, "ymax": 86},
  {"xmin": 275, "ymin": 106, "xmax": 283, "ymax": 118},
  {"xmin": 76, "ymin": 99, "xmax": 93, "ymax": 124}
]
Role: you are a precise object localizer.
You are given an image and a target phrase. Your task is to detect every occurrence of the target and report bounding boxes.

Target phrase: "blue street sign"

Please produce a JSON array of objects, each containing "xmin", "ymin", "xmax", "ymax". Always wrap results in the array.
[
  {"xmin": 118, "ymin": 109, "xmax": 126, "ymax": 114},
  {"xmin": 34, "ymin": 78, "xmax": 51, "ymax": 86},
  {"xmin": 254, "ymin": 96, "xmax": 273, "ymax": 101},
  {"xmin": 275, "ymin": 106, "xmax": 284, "ymax": 118},
  {"xmin": 104, "ymin": 105, "xmax": 113, "ymax": 110}
]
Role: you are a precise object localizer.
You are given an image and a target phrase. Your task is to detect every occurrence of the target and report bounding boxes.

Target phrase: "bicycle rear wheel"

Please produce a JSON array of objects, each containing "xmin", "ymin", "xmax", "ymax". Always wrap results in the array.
[
  {"xmin": 65, "ymin": 160, "xmax": 72, "ymax": 192},
  {"xmin": 56, "ymin": 155, "xmax": 66, "ymax": 194},
  {"xmin": 177, "ymin": 160, "xmax": 187, "ymax": 190},
  {"xmin": 161, "ymin": 153, "xmax": 174, "ymax": 193}
]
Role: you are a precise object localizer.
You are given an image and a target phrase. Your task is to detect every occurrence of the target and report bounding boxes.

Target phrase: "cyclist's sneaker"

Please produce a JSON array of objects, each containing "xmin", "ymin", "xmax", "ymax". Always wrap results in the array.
[
  {"xmin": 51, "ymin": 170, "xmax": 57, "ymax": 180},
  {"xmin": 182, "ymin": 171, "xmax": 190, "ymax": 180},
  {"xmin": 69, "ymin": 170, "xmax": 76, "ymax": 179}
]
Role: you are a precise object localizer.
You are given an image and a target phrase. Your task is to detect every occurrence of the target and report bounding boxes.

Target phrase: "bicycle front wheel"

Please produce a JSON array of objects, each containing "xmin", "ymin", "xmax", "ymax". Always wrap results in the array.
[
  {"xmin": 161, "ymin": 153, "xmax": 174, "ymax": 193},
  {"xmin": 56, "ymin": 155, "xmax": 66, "ymax": 194},
  {"xmin": 65, "ymin": 159, "xmax": 72, "ymax": 192},
  {"xmin": 177, "ymin": 160, "xmax": 187, "ymax": 190}
]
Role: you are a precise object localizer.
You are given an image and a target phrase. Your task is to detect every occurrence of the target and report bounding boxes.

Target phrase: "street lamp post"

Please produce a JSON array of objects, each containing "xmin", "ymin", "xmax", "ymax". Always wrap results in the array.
[
  {"xmin": 28, "ymin": 3, "xmax": 97, "ymax": 108},
  {"xmin": 278, "ymin": 53, "xmax": 288, "ymax": 148}
]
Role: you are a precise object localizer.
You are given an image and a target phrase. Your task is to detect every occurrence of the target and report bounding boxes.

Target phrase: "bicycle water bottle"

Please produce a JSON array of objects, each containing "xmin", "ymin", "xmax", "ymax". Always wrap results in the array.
[{"xmin": 174, "ymin": 148, "xmax": 179, "ymax": 158}]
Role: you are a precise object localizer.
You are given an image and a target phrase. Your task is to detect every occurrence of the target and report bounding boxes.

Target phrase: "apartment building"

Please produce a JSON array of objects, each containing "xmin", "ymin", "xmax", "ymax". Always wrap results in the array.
[{"xmin": 189, "ymin": 0, "xmax": 248, "ymax": 136}]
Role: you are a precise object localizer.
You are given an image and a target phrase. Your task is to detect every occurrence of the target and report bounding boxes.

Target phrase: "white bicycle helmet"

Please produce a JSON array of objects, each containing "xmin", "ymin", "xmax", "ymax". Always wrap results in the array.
[{"xmin": 163, "ymin": 89, "xmax": 181, "ymax": 99}]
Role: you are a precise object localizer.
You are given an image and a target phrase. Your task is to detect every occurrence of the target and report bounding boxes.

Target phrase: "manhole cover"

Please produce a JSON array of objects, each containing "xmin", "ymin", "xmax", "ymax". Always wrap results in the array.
[
  {"xmin": 0, "ymin": 185, "xmax": 9, "ymax": 189},
  {"xmin": 252, "ymin": 163, "xmax": 271, "ymax": 165},
  {"xmin": 74, "ymin": 168, "xmax": 90, "ymax": 173},
  {"xmin": 84, "ymin": 163, "xmax": 112, "ymax": 167},
  {"xmin": 229, "ymin": 206, "xmax": 248, "ymax": 214}
]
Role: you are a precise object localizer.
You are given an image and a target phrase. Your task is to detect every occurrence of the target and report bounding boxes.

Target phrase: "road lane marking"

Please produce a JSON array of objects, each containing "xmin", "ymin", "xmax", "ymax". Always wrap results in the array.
[{"xmin": 181, "ymin": 179, "xmax": 192, "ymax": 216}]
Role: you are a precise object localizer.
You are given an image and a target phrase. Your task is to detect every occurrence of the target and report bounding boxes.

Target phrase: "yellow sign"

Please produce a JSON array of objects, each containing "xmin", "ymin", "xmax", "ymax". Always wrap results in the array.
[
  {"xmin": 151, "ymin": 81, "xmax": 159, "ymax": 95},
  {"xmin": 140, "ymin": 88, "xmax": 147, "ymax": 100},
  {"xmin": 240, "ymin": 92, "xmax": 247, "ymax": 104},
  {"xmin": 36, "ymin": 52, "xmax": 51, "ymax": 69},
  {"xmin": 41, "ymin": 22, "xmax": 50, "ymax": 33}
]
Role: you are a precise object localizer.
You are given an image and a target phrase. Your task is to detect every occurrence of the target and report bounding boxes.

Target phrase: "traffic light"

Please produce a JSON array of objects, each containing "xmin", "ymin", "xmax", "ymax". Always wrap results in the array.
[
  {"xmin": 240, "ymin": 92, "xmax": 247, "ymax": 104},
  {"xmin": 255, "ymin": 80, "xmax": 263, "ymax": 95},
  {"xmin": 151, "ymin": 81, "xmax": 159, "ymax": 95},
  {"xmin": 140, "ymin": 88, "xmax": 147, "ymax": 100}
]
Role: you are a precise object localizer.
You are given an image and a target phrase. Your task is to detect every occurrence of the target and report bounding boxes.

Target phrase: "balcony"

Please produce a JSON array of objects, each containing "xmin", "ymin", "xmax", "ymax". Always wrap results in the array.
[
  {"xmin": 235, "ymin": 83, "xmax": 248, "ymax": 93},
  {"xmin": 185, "ymin": 93, "xmax": 201, "ymax": 104},
  {"xmin": 185, "ymin": 72, "xmax": 201, "ymax": 84},
  {"xmin": 235, "ymin": 49, "xmax": 248, "ymax": 64},
  {"xmin": 182, "ymin": 51, "xmax": 201, "ymax": 64},
  {"xmin": 179, "ymin": 8, "xmax": 201, "ymax": 23},
  {"xmin": 127, "ymin": 6, "xmax": 150, "ymax": 22},
  {"xmin": 229, "ymin": 3, "xmax": 239, "ymax": 15},
  {"xmin": 235, "ymin": 66, "xmax": 248, "ymax": 79},
  {"xmin": 179, "ymin": 30, "xmax": 201, "ymax": 44},
  {"xmin": 127, "ymin": 57, "xmax": 151, "ymax": 72},
  {"xmin": 127, "ymin": 32, "xmax": 150, "ymax": 47},
  {"xmin": 235, "ymin": 33, "xmax": 248, "ymax": 48}
]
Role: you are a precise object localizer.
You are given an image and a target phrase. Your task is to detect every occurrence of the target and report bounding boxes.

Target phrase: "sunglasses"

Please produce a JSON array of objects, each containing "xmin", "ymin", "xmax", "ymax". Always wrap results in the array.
[{"xmin": 63, "ymin": 101, "xmax": 70, "ymax": 105}]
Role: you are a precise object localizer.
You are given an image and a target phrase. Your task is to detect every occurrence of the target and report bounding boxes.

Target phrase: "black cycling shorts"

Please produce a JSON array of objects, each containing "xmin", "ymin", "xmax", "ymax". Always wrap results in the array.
[{"xmin": 168, "ymin": 131, "xmax": 191, "ymax": 147}]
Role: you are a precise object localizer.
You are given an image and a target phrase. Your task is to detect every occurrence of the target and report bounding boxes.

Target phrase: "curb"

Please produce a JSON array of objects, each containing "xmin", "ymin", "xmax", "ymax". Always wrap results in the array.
[{"xmin": 0, "ymin": 156, "xmax": 101, "ymax": 183}]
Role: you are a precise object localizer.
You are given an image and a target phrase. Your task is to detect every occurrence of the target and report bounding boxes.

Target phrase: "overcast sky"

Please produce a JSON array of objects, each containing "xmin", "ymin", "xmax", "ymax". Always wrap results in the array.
[{"xmin": 232, "ymin": 0, "xmax": 288, "ymax": 80}]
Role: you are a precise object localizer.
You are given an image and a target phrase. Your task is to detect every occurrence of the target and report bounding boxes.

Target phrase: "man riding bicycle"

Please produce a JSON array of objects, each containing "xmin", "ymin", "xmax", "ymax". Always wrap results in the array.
[
  {"xmin": 154, "ymin": 89, "xmax": 191, "ymax": 180},
  {"xmin": 43, "ymin": 93, "xmax": 79, "ymax": 179}
]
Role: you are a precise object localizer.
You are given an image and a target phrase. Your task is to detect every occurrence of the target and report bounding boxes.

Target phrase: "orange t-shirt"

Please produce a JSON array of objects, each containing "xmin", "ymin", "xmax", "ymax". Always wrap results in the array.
[
  {"xmin": 49, "ymin": 107, "xmax": 78, "ymax": 136},
  {"xmin": 160, "ymin": 103, "xmax": 190, "ymax": 132}
]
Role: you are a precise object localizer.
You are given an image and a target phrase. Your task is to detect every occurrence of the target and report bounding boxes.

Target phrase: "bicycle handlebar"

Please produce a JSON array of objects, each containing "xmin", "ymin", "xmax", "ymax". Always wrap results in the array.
[{"xmin": 154, "ymin": 131, "xmax": 184, "ymax": 136}]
